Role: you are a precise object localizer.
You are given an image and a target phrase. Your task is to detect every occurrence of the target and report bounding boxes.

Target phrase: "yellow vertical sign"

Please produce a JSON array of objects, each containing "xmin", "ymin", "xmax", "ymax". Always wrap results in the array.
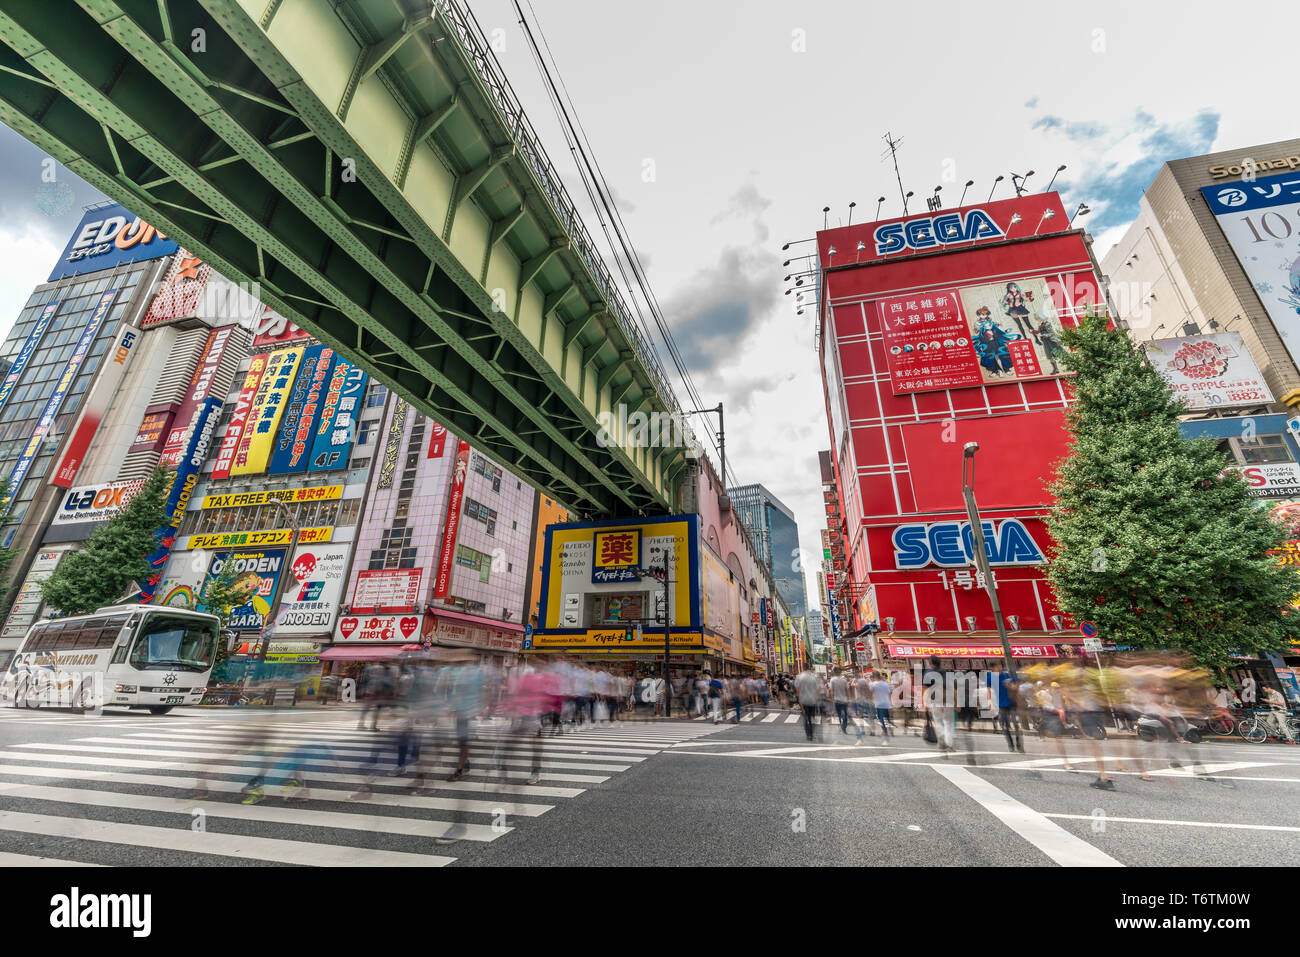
[{"xmin": 232, "ymin": 347, "xmax": 303, "ymax": 476}]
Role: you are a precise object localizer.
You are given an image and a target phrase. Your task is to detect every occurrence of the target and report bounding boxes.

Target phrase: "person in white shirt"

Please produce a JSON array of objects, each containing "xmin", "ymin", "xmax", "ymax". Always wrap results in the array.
[
  {"xmin": 869, "ymin": 673, "xmax": 894, "ymax": 740},
  {"xmin": 794, "ymin": 667, "xmax": 823, "ymax": 741},
  {"xmin": 829, "ymin": 670, "xmax": 851, "ymax": 734}
]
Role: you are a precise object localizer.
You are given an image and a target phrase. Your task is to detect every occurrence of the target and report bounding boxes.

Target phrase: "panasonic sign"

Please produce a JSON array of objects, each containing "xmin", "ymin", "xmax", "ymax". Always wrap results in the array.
[
  {"xmin": 873, "ymin": 209, "xmax": 1004, "ymax": 256},
  {"xmin": 892, "ymin": 519, "xmax": 1045, "ymax": 569}
]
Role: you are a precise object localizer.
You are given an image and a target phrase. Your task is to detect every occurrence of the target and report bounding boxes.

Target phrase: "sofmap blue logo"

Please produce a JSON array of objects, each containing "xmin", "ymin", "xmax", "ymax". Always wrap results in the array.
[
  {"xmin": 1201, "ymin": 169, "xmax": 1300, "ymax": 215},
  {"xmin": 873, "ymin": 209, "xmax": 1004, "ymax": 256},
  {"xmin": 892, "ymin": 519, "xmax": 1045, "ymax": 568}
]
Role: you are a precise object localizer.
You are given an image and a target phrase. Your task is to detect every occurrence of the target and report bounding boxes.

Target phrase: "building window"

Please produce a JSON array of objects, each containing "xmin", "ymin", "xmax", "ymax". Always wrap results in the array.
[
  {"xmin": 365, "ymin": 385, "xmax": 388, "ymax": 408},
  {"xmin": 1220, "ymin": 435, "xmax": 1293, "ymax": 466},
  {"xmin": 356, "ymin": 420, "xmax": 376, "ymax": 446}
]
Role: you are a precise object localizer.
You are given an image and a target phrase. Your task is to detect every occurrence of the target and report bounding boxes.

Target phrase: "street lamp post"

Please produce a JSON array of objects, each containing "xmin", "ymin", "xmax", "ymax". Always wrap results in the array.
[
  {"xmin": 961, "ymin": 443, "xmax": 1017, "ymax": 681},
  {"xmin": 257, "ymin": 499, "xmax": 301, "ymax": 663}
]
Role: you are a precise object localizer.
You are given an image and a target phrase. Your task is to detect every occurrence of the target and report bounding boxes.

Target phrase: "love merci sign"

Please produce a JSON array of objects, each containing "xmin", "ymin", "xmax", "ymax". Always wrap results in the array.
[{"xmin": 335, "ymin": 614, "xmax": 422, "ymax": 643}]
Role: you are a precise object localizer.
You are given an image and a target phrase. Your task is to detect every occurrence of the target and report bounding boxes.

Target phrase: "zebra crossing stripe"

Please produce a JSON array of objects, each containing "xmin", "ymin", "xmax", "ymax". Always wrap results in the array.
[
  {"xmin": 0, "ymin": 763, "xmax": 554, "ymax": 817},
  {"xmin": 785, "ymin": 714, "xmax": 801, "ymax": 724},
  {"xmin": 134, "ymin": 727, "xmax": 663, "ymax": 758},
  {"xmin": 112, "ymin": 730, "xmax": 648, "ymax": 767},
  {"xmin": 0, "ymin": 750, "xmax": 593, "ymax": 794},
  {"xmin": 762, "ymin": 713, "xmax": 781, "ymax": 723},
  {"xmin": 0, "ymin": 779, "xmax": 507, "ymax": 842},
  {"xmin": 21, "ymin": 741, "xmax": 629, "ymax": 777},
  {"xmin": 0, "ymin": 808, "xmax": 455, "ymax": 867},
  {"xmin": 0, "ymin": 850, "xmax": 103, "ymax": 866}
]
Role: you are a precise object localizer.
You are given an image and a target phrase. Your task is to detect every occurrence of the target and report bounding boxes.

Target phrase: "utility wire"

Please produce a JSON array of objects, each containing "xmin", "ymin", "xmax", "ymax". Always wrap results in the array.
[{"xmin": 514, "ymin": 0, "xmax": 732, "ymax": 484}]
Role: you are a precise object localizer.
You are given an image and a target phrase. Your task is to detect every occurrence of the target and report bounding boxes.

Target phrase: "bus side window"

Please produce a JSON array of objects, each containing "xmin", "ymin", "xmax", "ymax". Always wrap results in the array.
[{"xmin": 24, "ymin": 626, "xmax": 46, "ymax": 652}]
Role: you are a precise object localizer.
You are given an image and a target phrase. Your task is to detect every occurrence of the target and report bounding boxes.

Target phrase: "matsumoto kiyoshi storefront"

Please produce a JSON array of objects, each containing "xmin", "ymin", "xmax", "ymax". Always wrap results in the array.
[{"xmin": 529, "ymin": 514, "xmax": 759, "ymax": 676}]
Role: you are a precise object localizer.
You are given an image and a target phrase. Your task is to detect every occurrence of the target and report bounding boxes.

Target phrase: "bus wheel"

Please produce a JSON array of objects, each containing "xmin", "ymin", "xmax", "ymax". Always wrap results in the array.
[
  {"xmin": 75, "ymin": 683, "xmax": 98, "ymax": 713},
  {"xmin": 148, "ymin": 706, "xmax": 173, "ymax": 716},
  {"xmin": 23, "ymin": 681, "xmax": 43, "ymax": 709}
]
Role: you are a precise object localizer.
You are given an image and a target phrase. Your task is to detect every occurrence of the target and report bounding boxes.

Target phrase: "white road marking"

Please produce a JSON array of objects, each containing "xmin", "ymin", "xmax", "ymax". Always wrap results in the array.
[
  {"xmin": 0, "ymin": 809, "xmax": 454, "ymax": 867},
  {"xmin": 762, "ymin": 713, "xmax": 781, "ymax": 723},
  {"xmin": 1044, "ymin": 813, "xmax": 1300, "ymax": 834},
  {"xmin": 932, "ymin": 765, "xmax": 1122, "ymax": 867},
  {"xmin": 0, "ymin": 763, "xmax": 553, "ymax": 816},
  {"xmin": 0, "ymin": 851, "xmax": 103, "ymax": 866},
  {"xmin": 0, "ymin": 779, "xmax": 506, "ymax": 841}
]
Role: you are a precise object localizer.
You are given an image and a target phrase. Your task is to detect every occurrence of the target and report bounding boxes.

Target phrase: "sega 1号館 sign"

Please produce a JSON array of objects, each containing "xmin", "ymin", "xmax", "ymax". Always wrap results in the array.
[{"xmin": 892, "ymin": 519, "xmax": 1046, "ymax": 569}]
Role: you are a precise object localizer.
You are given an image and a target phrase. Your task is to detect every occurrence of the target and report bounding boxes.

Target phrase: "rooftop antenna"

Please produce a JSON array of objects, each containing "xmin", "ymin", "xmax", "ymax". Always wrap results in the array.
[{"xmin": 882, "ymin": 132, "xmax": 908, "ymax": 211}]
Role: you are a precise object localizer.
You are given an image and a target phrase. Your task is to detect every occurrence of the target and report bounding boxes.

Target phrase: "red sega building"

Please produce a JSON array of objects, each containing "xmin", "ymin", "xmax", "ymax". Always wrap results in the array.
[{"xmin": 815, "ymin": 192, "xmax": 1106, "ymax": 666}]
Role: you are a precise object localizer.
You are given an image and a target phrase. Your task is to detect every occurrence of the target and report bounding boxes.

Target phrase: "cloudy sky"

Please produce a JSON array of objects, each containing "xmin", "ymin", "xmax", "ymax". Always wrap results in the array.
[{"xmin": 0, "ymin": 0, "xmax": 1296, "ymax": 612}]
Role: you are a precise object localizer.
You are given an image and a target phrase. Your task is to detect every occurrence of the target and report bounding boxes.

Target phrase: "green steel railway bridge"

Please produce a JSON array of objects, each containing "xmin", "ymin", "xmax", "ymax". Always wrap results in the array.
[{"xmin": 0, "ymin": 0, "xmax": 693, "ymax": 515}]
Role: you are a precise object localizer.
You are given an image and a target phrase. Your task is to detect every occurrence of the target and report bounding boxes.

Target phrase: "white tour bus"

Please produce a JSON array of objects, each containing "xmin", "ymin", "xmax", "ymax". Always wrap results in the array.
[{"xmin": 2, "ymin": 604, "xmax": 221, "ymax": 714}]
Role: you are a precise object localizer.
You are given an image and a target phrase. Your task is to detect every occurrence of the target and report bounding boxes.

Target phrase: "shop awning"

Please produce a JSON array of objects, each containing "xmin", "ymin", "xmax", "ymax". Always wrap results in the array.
[
  {"xmin": 319, "ymin": 644, "xmax": 421, "ymax": 661},
  {"xmin": 431, "ymin": 607, "xmax": 524, "ymax": 632},
  {"xmin": 884, "ymin": 642, "xmax": 1059, "ymax": 659}
]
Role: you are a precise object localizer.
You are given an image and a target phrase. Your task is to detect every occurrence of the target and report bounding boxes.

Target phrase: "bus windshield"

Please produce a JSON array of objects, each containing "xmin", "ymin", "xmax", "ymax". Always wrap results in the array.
[{"xmin": 128, "ymin": 613, "xmax": 218, "ymax": 672}]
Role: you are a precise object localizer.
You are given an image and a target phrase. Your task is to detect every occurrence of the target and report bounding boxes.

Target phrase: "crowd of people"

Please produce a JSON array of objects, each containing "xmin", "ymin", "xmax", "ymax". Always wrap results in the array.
[{"xmin": 208, "ymin": 652, "xmax": 1291, "ymax": 828}]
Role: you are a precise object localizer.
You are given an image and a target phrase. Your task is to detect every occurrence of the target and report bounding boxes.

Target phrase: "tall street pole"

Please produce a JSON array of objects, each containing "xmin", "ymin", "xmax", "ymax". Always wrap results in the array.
[
  {"xmin": 961, "ymin": 443, "xmax": 1017, "ymax": 681},
  {"xmin": 661, "ymin": 563, "xmax": 671, "ymax": 717},
  {"xmin": 258, "ymin": 499, "xmax": 300, "ymax": 664}
]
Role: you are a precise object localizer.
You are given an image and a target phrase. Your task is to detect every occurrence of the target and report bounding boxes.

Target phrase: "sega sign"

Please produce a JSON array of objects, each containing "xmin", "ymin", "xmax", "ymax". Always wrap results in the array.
[
  {"xmin": 874, "ymin": 209, "xmax": 1004, "ymax": 256},
  {"xmin": 49, "ymin": 203, "xmax": 178, "ymax": 281},
  {"xmin": 892, "ymin": 519, "xmax": 1045, "ymax": 569}
]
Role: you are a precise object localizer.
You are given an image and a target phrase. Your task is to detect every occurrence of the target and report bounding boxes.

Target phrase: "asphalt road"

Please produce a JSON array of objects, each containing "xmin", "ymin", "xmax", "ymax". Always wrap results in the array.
[{"xmin": 0, "ymin": 702, "xmax": 1296, "ymax": 867}]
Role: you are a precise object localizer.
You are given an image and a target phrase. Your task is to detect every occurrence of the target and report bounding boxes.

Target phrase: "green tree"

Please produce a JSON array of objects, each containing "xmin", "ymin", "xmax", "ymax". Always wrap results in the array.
[
  {"xmin": 1045, "ymin": 312, "xmax": 1299, "ymax": 673},
  {"xmin": 196, "ymin": 557, "xmax": 248, "ymax": 675},
  {"xmin": 39, "ymin": 466, "xmax": 173, "ymax": 616}
]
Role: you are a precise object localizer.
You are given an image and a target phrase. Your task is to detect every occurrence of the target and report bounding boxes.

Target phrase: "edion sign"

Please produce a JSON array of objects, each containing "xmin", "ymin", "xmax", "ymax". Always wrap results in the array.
[
  {"xmin": 892, "ymin": 519, "xmax": 1045, "ymax": 569},
  {"xmin": 49, "ymin": 202, "xmax": 178, "ymax": 280},
  {"xmin": 874, "ymin": 209, "xmax": 1004, "ymax": 256}
]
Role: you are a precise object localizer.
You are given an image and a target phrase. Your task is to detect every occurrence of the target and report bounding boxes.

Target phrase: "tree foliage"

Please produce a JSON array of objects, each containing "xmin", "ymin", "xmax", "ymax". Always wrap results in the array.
[
  {"xmin": 1044, "ymin": 312, "xmax": 1299, "ymax": 672},
  {"xmin": 39, "ymin": 466, "xmax": 172, "ymax": 616}
]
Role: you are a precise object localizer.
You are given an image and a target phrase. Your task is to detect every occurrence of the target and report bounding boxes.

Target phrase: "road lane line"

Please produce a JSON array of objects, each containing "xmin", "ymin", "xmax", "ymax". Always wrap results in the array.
[
  {"xmin": 0, "ymin": 810, "xmax": 454, "ymax": 867},
  {"xmin": 0, "ymin": 851, "xmax": 103, "ymax": 866},
  {"xmin": 932, "ymin": 765, "xmax": 1122, "ymax": 867},
  {"xmin": 0, "ymin": 750, "xmax": 595, "ymax": 793},
  {"xmin": 0, "ymin": 780, "xmax": 508, "ymax": 841},
  {"xmin": 0, "ymin": 764, "xmax": 553, "ymax": 816},
  {"xmin": 1044, "ymin": 813, "xmax": 1300, "ymax": 833}
]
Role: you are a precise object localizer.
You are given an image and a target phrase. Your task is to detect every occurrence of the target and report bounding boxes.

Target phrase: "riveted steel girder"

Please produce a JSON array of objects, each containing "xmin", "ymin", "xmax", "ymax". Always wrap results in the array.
[{"xmin": 0, "ymin": 0, "xmax": 680, "ymax": 515}]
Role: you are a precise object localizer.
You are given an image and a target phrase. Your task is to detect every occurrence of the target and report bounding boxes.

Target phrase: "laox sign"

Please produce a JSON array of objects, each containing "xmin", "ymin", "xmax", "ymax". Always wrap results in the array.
[
  {"xmin": 873, "ymin": 209, "xmax": 1004, "ymax": 256},
  {"xmin": 892, "ymin": 519, "xmax": 1045, "ymax": 569}
]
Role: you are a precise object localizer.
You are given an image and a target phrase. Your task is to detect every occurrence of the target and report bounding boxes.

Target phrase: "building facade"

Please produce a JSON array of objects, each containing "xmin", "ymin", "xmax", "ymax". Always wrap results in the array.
[
  {"xmin": 816, "ymin": 192, "xmax": 1106, "ymax": 668},
  {"xmin": 728, "ymin": 482, "xmax": 808, "ymax": 619}
]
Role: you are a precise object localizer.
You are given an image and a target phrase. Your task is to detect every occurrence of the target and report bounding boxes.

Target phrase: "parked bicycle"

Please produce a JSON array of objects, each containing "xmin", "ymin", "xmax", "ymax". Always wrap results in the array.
[{"xmin": 1237, "ymin": 708, "xmax": 1300, "ymax": 744}]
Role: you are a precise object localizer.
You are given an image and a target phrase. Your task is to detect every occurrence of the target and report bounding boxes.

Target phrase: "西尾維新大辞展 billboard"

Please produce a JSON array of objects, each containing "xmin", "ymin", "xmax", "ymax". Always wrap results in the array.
[
  {"xmin": 48, "ymin": 203, "xmax": 178, "ymax": 281},
  {"xmin": 1144, "ymin": 333, "xmax": 1273, "ymax": 410},
  {"xmin": 230, "ymin": 347, "xmax": 303, "ymax": 476},
  {"xmin": 307, "ymin": 359, "xmax": 367, "ymax": 472},
  {"xmin": 268, "ymin": 345, "xmax": 335, "ymax": 475},
  {"xmin": 880, "ymin": 276, "xmax": 1071, "ymax": 395},
  {"xmin": 1202, "ymin": 171, "xmax": 1300, "ymax": 372}
]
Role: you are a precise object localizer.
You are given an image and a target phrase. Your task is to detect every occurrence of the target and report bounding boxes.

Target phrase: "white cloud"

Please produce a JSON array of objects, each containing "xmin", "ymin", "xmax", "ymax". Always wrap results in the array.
[{"xmin": 0, "ymin": 224, "xmax": 60, "ymax": 341}]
